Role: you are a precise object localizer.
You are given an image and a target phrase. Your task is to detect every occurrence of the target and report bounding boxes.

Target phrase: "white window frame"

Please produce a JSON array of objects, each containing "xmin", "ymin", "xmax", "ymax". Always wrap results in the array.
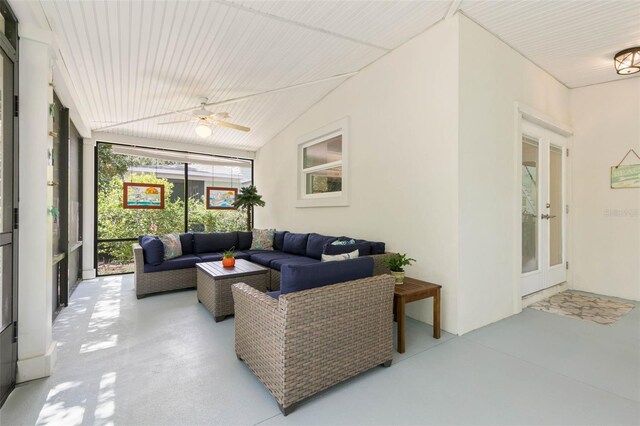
[{"xmin": 296, "ymin": 118, "xmax": 349, "ymax": 208}]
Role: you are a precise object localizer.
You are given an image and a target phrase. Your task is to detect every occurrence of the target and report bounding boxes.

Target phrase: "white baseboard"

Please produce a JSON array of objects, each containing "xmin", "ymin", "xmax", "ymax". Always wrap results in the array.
[
  {"xmin": 17, "ymin": 341, "xmax": 57, "ymax": 383},
  {"xmin": 522, "ymin": 282, "xmax": 568, "ymax": 308},
  {"xmin": 82, "ymin": 269, "xmax": 96, "ymax": 280}
]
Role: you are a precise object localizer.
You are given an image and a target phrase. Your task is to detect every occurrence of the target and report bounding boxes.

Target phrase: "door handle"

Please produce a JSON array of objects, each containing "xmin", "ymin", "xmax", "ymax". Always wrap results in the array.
[{"xmin": 541, "ymin": 214, "xmax": 557, "ymax": 220}]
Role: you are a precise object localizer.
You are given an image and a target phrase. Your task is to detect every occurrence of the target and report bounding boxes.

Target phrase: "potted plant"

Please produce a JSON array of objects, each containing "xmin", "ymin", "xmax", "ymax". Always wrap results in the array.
[
  {"xmin": 222, "ymin": 247, "xmax": 236, "ymax": 268},
  {"xmin": 385, "ymin": 253, "xmax": 416, "ymax": 284},
  {"xmin": 233, "ymin": 185, "xmax": 266, "ymax": 231}
]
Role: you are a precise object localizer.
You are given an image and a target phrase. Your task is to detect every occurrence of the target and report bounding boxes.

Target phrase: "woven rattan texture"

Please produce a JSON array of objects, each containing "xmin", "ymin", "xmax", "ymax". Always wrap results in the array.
[
  {"xmin": 232, "ymin": 274, "xmax": 395, "ymax": 411},
  {"xmin": 197, "ymin": 267, "xmax": 268, "ymax": 318}
]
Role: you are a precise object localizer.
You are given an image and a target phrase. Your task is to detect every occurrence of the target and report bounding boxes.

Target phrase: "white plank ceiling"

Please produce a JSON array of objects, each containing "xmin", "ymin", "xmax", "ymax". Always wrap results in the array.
[
  {"xmin": 38, "ymin": 0, "xmax": 639, "ymax": 152},
  {"xmin": 460, "ymin": 0, "xmax": 640, "ymax": 89}
]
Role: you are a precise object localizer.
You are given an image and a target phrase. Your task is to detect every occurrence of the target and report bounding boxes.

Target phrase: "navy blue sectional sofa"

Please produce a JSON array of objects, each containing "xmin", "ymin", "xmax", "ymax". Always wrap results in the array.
[{"xmin": 133, "ymin": 231, "xmax": 389, "ymax": 298}]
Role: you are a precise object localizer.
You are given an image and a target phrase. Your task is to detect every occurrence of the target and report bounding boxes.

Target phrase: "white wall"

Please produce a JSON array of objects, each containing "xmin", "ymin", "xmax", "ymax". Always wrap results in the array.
[
  {"xmin": 457, "ymin": 15, "xmax": 572, "ymax": 334},
  {"xmin": 255, "ymin": 18, "xmax": 461, "ymax": 334},
  {"xmin": 571, "ymin": 78, "xmax": 640, "ymax": 301}
]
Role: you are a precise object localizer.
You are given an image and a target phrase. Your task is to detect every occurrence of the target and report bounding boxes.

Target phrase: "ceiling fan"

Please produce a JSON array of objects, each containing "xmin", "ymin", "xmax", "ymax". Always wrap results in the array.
[{"xmin": 158, "ymin": 99, "xmax": 250, "ymax": 138}]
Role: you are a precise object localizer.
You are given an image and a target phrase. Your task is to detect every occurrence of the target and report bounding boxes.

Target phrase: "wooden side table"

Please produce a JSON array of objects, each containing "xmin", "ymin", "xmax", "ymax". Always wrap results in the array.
[{"xmin": 393, "ymin": 277, "xmax": 442, "ymax": 353}]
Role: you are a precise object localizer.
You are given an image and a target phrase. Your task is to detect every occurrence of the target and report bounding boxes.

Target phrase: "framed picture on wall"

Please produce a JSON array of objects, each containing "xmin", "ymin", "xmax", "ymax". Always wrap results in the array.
[
  {"xmin": 206, "ymin": 187, "xmax": 238, "ymax": 210},
  {"xmin": 123, "ymin": 182, "xmax": 165, "ymax": 209},
  {"xmin": 611, "ymin": 164, "xmax": 640, "ymax": 189}
]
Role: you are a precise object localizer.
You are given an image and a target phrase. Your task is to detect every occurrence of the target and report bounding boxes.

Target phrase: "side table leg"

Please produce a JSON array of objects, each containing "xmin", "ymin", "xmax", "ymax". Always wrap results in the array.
[
  {"xmin": 433, "ymin": 288, "xmax": 441, "ymax": 339},
  {"xmin": 397, "ymin": 296, "xmax": 406, "ymax": 353}
]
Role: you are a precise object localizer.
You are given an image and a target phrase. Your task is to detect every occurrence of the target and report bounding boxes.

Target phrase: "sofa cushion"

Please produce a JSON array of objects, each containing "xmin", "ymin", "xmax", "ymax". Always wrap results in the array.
[
  {"xmin": 280, "ymin": 257, "xmax": 374, "ymax": 295},
  {"xmin": 250, "ymin": 228, "xmax": 275, "ymax": 250},
  {"xmin": 273, "ymin": 231, "xmax": 288, "ymax": 251},
  {"xmin": 159, "ymin": 233, "xmax": 183, "ymax": 260},
  {"xmin": 370, "ymin": 241, "xmax": 385, "ymax": 255},
  {"xmin": 283, "ymin": 232, "xmax": 309, "ymax": 256},
  {"xmin": 306, "ymin": 233, "xmax": 337, "ymax": 260},
  {"xmin": 140, "ymin": 236, "xmax": 164, "ymax": 266},
  {"xmin": 323, "ymin": 241, "xmax": 372, "ymax": 257},
  {"xmin": 179, "ymin": 233, "xmax": 194, "ymax": 255},
  {"xmin": 197, "ymin": 251, "xmax": 251, "ymax": 263},
  {"xmin": 237, "ymin": 231, "xmax": 253, "ymax": 250},
  {"xmin": 249, "ymin": 251, "xmax": 298, "ymax": 268},
  {"xmin": 143, "ymin": 254, "xmax": 200, "ymax": 273},
  {"xmin": 193, "ymin": 232, "xmax": 238, "ymax": 254},
  {"xmin": 270, "ymin": 256, "xmax": 320, "ymax": 271},
  {"xmin": 266, "ymin": 291, "xmax": 280, "ymax": 299}
]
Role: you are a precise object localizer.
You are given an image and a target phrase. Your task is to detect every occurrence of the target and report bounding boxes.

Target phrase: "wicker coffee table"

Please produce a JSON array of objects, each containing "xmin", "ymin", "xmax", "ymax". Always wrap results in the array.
[{"xmin": 196, "ymin": 259, "xmax": 269, "ymax": 322}]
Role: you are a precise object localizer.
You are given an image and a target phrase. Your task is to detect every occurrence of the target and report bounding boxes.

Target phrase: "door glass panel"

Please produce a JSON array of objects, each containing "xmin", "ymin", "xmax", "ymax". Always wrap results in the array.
[
  {"xmin": 549, "ymin": 145, "xmax": 563, "ymax": 266},
  {"xmin": 522, "ymin": 137, "xmax": 538, "ymax": 273}
]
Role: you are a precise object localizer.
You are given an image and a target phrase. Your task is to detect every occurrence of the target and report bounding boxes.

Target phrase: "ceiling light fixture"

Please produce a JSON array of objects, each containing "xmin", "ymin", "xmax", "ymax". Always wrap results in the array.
[
  {"xmin": 195, "ymin": 122, "xmax": 212, "ymax": 138},
  {"xmin": 614, "ymin": 47, "xmax": 640, "ymax": 75}
]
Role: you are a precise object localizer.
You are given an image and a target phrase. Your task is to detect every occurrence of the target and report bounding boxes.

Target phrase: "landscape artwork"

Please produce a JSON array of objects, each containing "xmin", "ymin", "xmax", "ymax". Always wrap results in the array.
[
  {"xmin": 123, "ymin": 183, "xmax": 165, "ymax": 209},
  {"xmin": 611, "ymin": 164, "xmax": 640, "ymax": 189},
  {"xmin": 206, "ymin": 187, "xmax": 238, "ymax": 210}
]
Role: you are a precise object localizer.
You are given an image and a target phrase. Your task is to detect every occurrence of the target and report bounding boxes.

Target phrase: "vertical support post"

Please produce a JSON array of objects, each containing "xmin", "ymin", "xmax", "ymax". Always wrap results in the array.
[
  {"xmin": 81, "ymin": 138, "xmax": 96, "ymax": 279},
  {"xmin": 17, "ymin": 32, "xmax": 56, "ymax": 382}
]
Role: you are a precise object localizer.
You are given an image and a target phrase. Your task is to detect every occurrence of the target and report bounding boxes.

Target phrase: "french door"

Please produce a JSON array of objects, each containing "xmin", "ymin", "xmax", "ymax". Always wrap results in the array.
[
  {"xmin": 521, "ymin": 120, "xmax": 567, "ymax": 296},
  {"xmin": 0, "ymin": 44, "xmax": 16, "ymax": 405}
]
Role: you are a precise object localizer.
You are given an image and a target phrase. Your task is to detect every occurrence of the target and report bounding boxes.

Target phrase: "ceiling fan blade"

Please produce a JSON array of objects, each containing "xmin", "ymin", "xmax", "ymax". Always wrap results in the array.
[
  {"xmin": 213, "ymin": 120, "xmax": 250, "ymax": 132},
  {"xmin": 158, "ymin": 119, "xmax": 192, "ymax": 125}
]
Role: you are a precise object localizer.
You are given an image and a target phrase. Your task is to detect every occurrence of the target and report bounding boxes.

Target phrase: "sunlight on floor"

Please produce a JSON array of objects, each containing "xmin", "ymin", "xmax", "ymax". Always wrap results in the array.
[
  {"xmin": 79, "ymin": 280, "xmax": 121, "ymax": 354},
  {"xmin": 36, "ymin": 381, "xmax": 85, "ymax": 425},
  {"xmin": 94, "ymin": 372, "xmax": 117, "ymax": 426}
]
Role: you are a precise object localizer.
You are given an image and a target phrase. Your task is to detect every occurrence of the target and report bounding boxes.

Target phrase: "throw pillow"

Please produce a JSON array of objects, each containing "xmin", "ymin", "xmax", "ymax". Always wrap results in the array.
[
  {"xmin": 323, "ymin": 241, "xmax": 372, "ymax": 256},
  {"xmin": 250, "ymin": 228, "xmax": 275, "ymax": 250},
  {"xmin": 140, "ymin": 235, "xmax": 164, "ymax": 266},
  {"xmin": 331, "ymin": 238, "xmax": 356, "ymax": 246},
  {"xmin": 159, "ymin": 233, "xmax": 183, "ymax": 260},
  {"xmin": 321, "ymin": 249, "xmax": 359, "ymax": 262}
]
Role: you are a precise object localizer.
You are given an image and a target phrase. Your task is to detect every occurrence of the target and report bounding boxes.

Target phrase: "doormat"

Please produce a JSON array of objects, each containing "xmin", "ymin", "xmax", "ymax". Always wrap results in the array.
[{"xmin": 529, "ymin": 291, "xmax": 635, "ymax": 325}]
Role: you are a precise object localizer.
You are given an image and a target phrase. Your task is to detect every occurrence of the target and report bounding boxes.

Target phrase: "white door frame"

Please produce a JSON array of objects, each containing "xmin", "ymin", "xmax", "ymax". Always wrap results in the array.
[{"xmin": 513, "ymin": 103, "xmax": 573, "ymax": 308}]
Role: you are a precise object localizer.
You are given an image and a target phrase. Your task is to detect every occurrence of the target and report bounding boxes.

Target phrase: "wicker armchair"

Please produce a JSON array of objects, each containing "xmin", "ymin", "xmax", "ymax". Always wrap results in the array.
[{"xmin": 232, "ymin": 274, "xmax": 395, "ymax": 415}]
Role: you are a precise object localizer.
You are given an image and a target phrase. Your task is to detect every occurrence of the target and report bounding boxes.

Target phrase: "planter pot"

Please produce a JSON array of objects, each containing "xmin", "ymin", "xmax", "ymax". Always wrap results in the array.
[
  {"xmin": 222, "ymin": 257, "xmax": 236, "ymax": 268},
  {"xmin": 391, "ymin": 271, "xmax": 405, "ymax": 285}
]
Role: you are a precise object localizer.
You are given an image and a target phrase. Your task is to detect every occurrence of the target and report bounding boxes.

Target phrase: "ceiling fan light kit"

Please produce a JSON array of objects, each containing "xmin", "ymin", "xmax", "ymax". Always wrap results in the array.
[
  {"xmin": 614, "ymin": 47, "xmax": 640, "ymax": 75},
  {"xmin": 195, "ymin": 123, "xmax": 213, "ymax": 138},
  {"xmin": 158, "ymin": 100, "xmax": 251, "ymax": 138}
]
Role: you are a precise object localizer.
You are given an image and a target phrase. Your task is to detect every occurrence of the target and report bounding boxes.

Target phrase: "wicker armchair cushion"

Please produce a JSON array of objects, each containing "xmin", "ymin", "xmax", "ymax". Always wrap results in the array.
[
  {"xmin": 323, "ymin": 241, "xmax": 372, "ymax": 256},
  {"xmin": 306, "ymin": 233, "xmax": 337, "ymax": 260},
  {"xmin": 266, "ymin": 290, "xmax": 280, "ymax": 299},
  {"xmin": 280, "ymin": 256, "xmax": 373, "ymax": 295},
  {"xmin": 143, "ymin": 254, "xmax": 200, "ymax": 273},
  {"xmin": 273, "ymin": 231, "xmax": 288, "ymax": 251},
  {"xmin": 237, "ymin": 231, "xmax": 253, "ymax": 250},
  {"xmin": 140, "ymin": 236, "xmax": 164, "ymax": 266},
  {"xmin": 283, "ymin": 233, "xmax": 309, "ymax": 256},
  {"xmin": 193, "ymin": 232, "xmax": 238, "ymax": 254}
]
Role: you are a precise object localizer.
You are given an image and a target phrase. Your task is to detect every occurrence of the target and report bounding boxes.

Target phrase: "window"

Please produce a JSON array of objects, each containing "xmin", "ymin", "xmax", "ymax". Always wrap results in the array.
[{"xmin": 297, "ymin": 118, "xmax": 349, "ymax": 207}]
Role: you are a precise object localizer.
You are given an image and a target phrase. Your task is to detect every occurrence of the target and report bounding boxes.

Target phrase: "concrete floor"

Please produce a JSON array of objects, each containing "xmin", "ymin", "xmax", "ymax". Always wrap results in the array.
[{"xmin": 1, "ymin": 275, "xmax": 638, "ymax": 425}]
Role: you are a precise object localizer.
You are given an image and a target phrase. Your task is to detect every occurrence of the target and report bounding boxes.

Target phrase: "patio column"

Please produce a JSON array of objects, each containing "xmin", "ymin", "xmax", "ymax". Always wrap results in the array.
[
  {"xmin": 17, "ymin": 27, "xmax": 57, "ymax": 382},
  {"xmin": 82, "ymin": 138, "xmax": 96, "ymax": 279}
]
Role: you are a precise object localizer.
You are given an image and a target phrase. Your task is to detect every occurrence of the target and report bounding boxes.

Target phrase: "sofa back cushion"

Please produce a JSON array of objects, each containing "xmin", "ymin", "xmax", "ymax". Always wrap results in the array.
[
  {"xmin": 273, "ymin": 231, "xmax": 288, "ymax": 251},
  {"xmin": 306, "ymin": 233, "xmax": 337, "ymax": 260},
  {"xmin": 193, "ymin": 232, "xmax": 238, "ymax": 254},
  {"xmin": 237, "ymin": 231, "xmax": 252, "ymax": 250},
  {"xmin": 323, "ymin": 241, "xmax": 372, "ymax": 257},
  {"xmin": 179, "ymin": 233, "xmax": 194, "ymax": 254},
  {"xmin": 140, "ymin": 236, "xmax": 164, "ymax": 266},
  {"xmin": 283, "ymin": 232, "xmax": 309, "ymax": 256},
  {"xmin": 280, "ymin": 256, "xmax": 374, "ymax": 295}
]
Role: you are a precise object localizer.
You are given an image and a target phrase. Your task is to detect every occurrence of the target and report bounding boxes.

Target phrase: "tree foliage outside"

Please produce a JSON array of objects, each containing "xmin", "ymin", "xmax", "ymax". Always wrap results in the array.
[{"xmin": 97, "ymin": 144, "xmax": 247, "ymax": 273}]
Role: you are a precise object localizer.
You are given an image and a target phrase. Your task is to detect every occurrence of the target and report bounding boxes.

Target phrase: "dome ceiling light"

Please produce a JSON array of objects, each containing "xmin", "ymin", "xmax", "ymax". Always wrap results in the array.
[{"xmin": 614, "ymin": 47, "xmax": 640, "ymax": 75}]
